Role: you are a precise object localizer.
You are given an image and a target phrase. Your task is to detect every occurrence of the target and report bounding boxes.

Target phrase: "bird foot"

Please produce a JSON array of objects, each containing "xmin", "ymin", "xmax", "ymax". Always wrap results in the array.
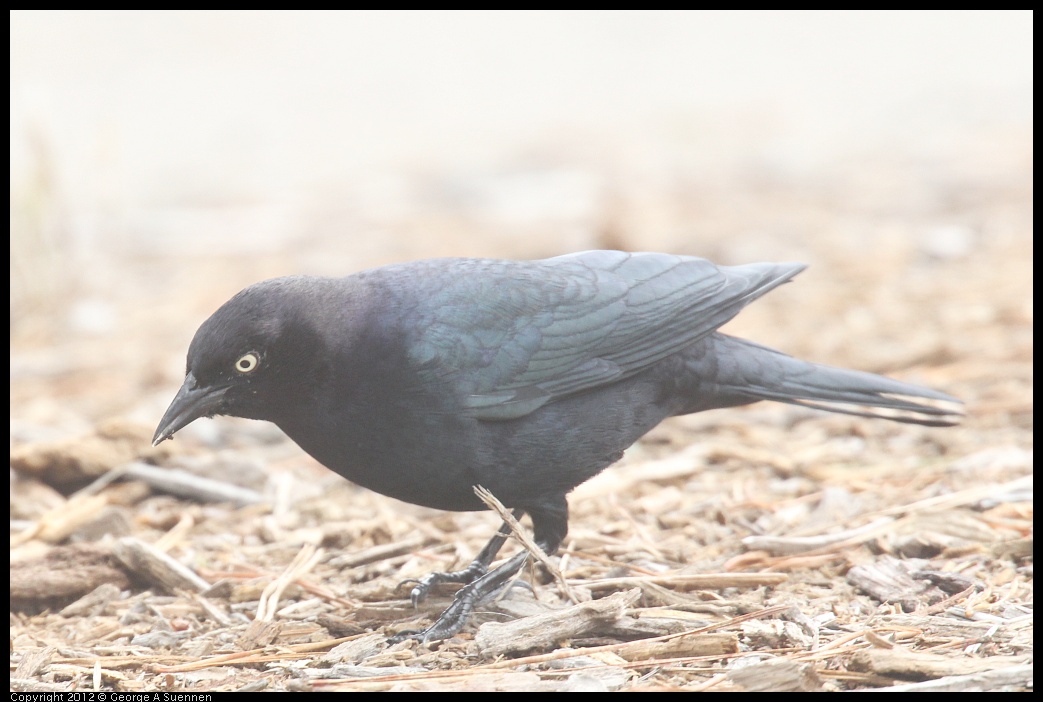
[
  {"xmin": 400, "ymin": 560, "xmax": 490, "ymax": 607},
  {"xmin": 390, "ymin": 550, "xmax": 529, "ymax": 644}
]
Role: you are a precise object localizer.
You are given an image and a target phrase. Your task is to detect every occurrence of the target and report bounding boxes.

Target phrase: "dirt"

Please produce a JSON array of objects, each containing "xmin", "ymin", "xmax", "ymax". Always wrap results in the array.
[{"xmin": 10, "ymin": 124, "xmax": 1032, "ymax": 691}]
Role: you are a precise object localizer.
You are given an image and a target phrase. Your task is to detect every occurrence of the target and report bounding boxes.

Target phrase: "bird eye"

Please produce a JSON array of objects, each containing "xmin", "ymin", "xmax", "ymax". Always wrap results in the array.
[{"xmin": 235, "ymin": 353, "xmax": 260, "ymax": 374}]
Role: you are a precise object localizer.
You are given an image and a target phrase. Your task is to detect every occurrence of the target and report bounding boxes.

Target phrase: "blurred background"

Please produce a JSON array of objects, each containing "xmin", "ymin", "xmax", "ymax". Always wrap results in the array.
[
  {"xmin": 10, "ymin": 9, "xmax": 1032, "ymax": 469},
  {"xmin": 8, "ymin": 13, "xmax": 1034, "ymax": 687}
]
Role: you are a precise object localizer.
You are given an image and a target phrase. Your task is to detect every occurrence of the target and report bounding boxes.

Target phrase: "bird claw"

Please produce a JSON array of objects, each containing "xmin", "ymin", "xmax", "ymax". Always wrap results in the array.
[
  {"xmin": 389, "ymin": 589, "xmax": 481, "ymax": 644},
  {"xmin": 393, "ymin": 577, "xmax": 429, "ymax": 607},
  {"xmin": 401, "ymin": 562, "xmax": 492, "ymax": 608},
  {"xmin": 387, "ymin": 550, "xmax": 531, "ymax": 644},
  {"xmin": 409, "ymin": 583, "xmax": 426, "ymax": 608},
  {"xmin": 387, "ymin": 628, "xmax": 425, "ymax": 645}
]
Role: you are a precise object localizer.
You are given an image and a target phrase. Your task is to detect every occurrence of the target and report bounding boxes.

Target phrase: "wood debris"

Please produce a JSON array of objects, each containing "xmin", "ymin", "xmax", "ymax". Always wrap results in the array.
[{"xmin": 9, "ymin": 121, "xmax": 1031, "ymax": 691}]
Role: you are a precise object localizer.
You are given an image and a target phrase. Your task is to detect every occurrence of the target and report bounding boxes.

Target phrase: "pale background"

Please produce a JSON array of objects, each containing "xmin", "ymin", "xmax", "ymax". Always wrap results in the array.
[
  {"xmin": 10, "ymin": 8, "xmax": 1032, "ymax": 441},
  {"xmin": 8, "ymin": 11, "xmax": 1033, "ymax": 690}
]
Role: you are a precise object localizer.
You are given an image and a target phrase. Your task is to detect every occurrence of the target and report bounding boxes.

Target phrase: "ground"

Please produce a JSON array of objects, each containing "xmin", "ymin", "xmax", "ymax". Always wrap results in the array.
[{"xmin": 10, "ymin": 123, "xmax": 1032, "ymax": 691}]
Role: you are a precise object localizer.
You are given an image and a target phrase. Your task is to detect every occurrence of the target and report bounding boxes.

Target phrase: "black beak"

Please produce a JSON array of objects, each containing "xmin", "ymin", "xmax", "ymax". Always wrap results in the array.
[{"xmin": 152, "ymin": 372, "xmax": 229, "ymax": 446}]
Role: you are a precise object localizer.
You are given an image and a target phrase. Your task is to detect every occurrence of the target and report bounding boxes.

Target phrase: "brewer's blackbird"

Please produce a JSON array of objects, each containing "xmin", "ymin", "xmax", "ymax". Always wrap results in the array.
[{"xmin": 153, "ymin": 251, "xmax": 962, "ymax": 642}]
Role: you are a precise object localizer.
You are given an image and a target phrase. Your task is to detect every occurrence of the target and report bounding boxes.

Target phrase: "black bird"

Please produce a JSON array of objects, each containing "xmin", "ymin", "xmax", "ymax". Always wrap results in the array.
[{"xmin": 153, "ymin": 251, "xmax": 962, "ymax": 642}]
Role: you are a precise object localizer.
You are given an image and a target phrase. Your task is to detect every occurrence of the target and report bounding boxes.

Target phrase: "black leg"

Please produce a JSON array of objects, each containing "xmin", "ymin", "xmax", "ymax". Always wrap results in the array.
[
  {"xmin": 403, "ymin": 509, "xmax": 525, "ymax": 606},
  {"xmin": 390, "ymin": 498, "xmax": 568, "ymax": 644},
  {"xmin": 391, "ymin": 549, "xmax": 531, "ymax": 643}
]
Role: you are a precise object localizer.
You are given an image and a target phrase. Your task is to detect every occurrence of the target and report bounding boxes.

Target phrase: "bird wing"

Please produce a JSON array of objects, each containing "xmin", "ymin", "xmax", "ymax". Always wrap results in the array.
[{"xmin": 404, "ymin": 251, "xmax": 805, "ymax": 420}]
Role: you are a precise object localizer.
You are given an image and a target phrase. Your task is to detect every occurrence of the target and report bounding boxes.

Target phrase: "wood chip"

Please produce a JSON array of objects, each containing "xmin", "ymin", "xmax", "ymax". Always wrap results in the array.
[
  {"xmin": 849, "ymin": 648, "xmax": 1032, "ymax": 682},
  {"xmin": 475, "ymin": 589, "xmax": 642, "ymax": 657},
  {"xmin": 10, "ymin": 419, "xmax": 171, "ymax": 487},
  {"xmin": 111, "ymin": 537, "xmax": 210, "ymax": 593},
  {"xmin": 10, "ymin": 544, "xmax": 131, "ymax": 611},
  {"xmin": 120, "ymin": 461, "xmax": 264, "ymax": 505},
  {"xmin": 13, "ymin": 647, "xmax": 56, "ymax": 679},
  {"xmin": 847, "ymin": 556, "xmax": 947, "ymax": 611},
  {"xmin": 728, "ymin": 656, "xmax": 825, "ymax": 692},
  {"xmin": 59, "ymin": 582, "xmax": 124, "ymax": 617},
  {"xmin": 868, "ymin": 665, "xmax": 1034, "ymax": 692},
  {"xmin": 613, "ymin": 631, "xmax": 739, "ymax": 661}
]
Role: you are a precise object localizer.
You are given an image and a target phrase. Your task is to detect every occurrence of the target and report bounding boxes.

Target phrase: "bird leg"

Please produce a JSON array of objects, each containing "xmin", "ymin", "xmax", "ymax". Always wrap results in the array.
[
  {"xmin": 390, "ymin": 500, "xmax": 569, "ymax": 643},
  {"xmin": 402, "ymin": 509, "xmax": 524, "ymax": 606},
  {"xmin": 391, "ymin": 534, "xmax": 561, "ymax": 644},
  {"xmin": 390, "ymin": 548, "xmax": 533, "ymax": 643}
]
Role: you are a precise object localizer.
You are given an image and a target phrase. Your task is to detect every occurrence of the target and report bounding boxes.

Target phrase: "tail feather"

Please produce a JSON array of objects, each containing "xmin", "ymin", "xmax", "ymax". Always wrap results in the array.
[{"xmin": 715, "ymin": 336, "xmax": 964, "ymax": 427}]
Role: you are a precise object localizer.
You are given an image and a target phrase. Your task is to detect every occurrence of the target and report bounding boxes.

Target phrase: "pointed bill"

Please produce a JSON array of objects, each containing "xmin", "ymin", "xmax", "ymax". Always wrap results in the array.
[{"xmin": 152, "ymin": 372, "xmax": 229, "ymax": 446}]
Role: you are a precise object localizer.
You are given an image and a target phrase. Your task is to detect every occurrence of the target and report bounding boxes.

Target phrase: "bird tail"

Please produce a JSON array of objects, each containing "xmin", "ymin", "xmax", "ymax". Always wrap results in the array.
[{"xmin": 709, "ymin": 335, "xmax": 964, "ymax": 427}]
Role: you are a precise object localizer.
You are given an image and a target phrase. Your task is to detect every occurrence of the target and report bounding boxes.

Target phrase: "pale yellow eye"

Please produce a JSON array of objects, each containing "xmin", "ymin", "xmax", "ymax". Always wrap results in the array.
[{"xmin": 235, "ymin": 353, "xmax": 260, "ymax": 373}]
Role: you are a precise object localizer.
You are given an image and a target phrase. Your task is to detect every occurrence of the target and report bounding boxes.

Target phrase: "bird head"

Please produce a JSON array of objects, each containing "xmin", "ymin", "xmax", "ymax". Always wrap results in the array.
[{"xmin": 152, "ymin": 277, "xmax": 325, "ymax": 446}]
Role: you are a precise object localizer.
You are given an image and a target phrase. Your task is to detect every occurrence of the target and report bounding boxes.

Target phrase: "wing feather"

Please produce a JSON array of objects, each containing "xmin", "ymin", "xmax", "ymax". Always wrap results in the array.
[{"xmin": 398, "ymin": 252, "xmax": 804, "ymax": 420}]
